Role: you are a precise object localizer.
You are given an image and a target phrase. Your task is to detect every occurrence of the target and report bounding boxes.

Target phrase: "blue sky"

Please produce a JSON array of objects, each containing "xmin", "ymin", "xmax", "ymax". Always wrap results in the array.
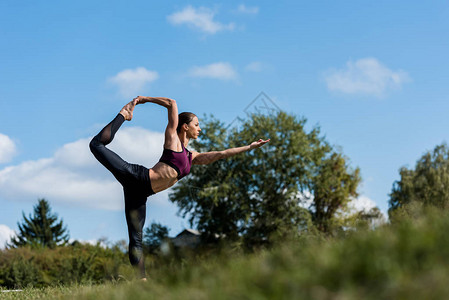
[{"xmin": 1, "ymin": 1, "xmax": 449, "ymax": 247}]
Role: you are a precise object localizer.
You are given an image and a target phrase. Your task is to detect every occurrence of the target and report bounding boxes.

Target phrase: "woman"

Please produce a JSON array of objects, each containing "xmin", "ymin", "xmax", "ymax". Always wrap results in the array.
[{"xmin": 89, "ymin": 96, "xmax": 269, "ymax": 279}]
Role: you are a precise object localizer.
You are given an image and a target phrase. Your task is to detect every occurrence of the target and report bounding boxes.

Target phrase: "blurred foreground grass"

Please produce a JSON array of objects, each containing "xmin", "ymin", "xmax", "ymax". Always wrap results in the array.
[{"xmin": 3, "ymin": 207, "xmax": 449, "ymax": 299}]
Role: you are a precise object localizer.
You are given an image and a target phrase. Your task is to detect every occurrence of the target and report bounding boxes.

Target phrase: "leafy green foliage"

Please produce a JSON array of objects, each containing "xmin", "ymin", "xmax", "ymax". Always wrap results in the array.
[
  {"xmin": 143, "ymin": 223, "xmax": 170, "ymax": 254},
  {"xmin": 170, "ymin": 112, "xmax": 361, "ymax": 245},
  {"xmin": 311, "ymin": 152, "xmax": 361, "ymax": 232},
  {"xmin": 8, "ymin": 199, "xmax": 69, "ymax": 249},
  {"xmin": 349, "ymin": 207, "xmax": 386, "ymax": 230},
  {"xmin": 389, "ymin": 143, "xmax": 449, "ymax": 216},
  {"xmin": 0, "ymin": 243, "xmax": 128, "ymax": 288}
]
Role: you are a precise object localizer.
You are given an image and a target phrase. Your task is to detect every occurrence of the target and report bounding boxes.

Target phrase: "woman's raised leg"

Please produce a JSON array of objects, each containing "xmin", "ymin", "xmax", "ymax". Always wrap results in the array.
[{"xmin": 89, "ymin": 99, "xmax": 138, "ymax": 182}]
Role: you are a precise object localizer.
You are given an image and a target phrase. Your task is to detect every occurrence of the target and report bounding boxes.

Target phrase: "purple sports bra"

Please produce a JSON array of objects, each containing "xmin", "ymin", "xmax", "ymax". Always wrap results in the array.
[{"xmin": 159, "ymin": 144, "xmax": 193, "ymax": 180}]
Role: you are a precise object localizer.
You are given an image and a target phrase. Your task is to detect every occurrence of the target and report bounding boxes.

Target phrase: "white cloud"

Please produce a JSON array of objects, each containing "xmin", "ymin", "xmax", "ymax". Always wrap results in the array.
[
  {"xmin": 245, "ymin": 61, "xmax": 263, "ymax": 72},
  {"xmin": 347, "ymin": 196, "xmax": 387, "ymax": 227},
  {"xmin": 188, "ymin": 62, "xmax": 237, "ymax": 80},
  {"xmin": 298, "ymin": 192, "xmax": 381, "ymax": 216},
  {"xmin": 324, "ymin": 58, "xmax": 410, "ymax": 97},
  {"xmin": 297, "ymin": 190, "xmax": 313, "ymax": 209},
  {"xmin": 167, "ymin": 6, "xmax": 235, "ymax": 34},
  {"xmin": 108, "ymin": 67, "xmax": 159, "ymax": 98},
  {"xmin": 236, "ymin": 4, "xmax": 259, "ymax": 14},
  {"xmin": 348, "ymin": 195, "xmax": 377, "ymax": 214},
  {"xmin": 0, "ymin": 133, "xmax": 17, "ymax": 164},
  {"xmin": 0, "ymin": 224, "xmax": 15, "ymax": 249},
  {"xmin": 0, "ymin": 127, "xmax": 169, "ymax": 211}
]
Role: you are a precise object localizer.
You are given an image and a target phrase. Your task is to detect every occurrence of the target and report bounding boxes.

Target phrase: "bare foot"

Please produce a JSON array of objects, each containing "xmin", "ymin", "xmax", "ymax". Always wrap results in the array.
[{"xmin": 120, "ymin": 99, "xmax": 138, "ymax": 121}]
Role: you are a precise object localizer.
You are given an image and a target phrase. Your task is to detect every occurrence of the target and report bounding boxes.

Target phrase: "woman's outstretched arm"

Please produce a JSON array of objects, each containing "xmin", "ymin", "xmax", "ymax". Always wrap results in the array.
[{"xmin": 192, "ymin": 139, "xmax": 270, "ymax": 165}]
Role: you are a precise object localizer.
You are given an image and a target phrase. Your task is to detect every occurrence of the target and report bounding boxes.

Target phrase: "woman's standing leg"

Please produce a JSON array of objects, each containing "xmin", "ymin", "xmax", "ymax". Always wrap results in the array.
[{"xmin": 124, "ymin": 188, "xmax": 148, "ymax": 278}]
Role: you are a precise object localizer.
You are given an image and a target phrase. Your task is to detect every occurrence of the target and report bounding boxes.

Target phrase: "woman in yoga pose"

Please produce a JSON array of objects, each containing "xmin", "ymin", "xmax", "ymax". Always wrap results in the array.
[{"xmin": 89, "ymin": 96, "xmax": 269, "ymax": 280}]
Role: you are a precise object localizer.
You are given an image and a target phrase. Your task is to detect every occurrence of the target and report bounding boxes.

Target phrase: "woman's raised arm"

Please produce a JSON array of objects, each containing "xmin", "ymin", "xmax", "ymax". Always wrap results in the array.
[{"xmin": 135, "ymin": 96, "xmax": 178, "ymax": 147}]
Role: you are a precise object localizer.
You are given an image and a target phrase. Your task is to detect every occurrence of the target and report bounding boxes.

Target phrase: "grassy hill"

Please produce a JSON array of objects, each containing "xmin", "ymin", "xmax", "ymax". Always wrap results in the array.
[{"xmin": 2, "ymin": 207, "xmax": 449, "ymax": 299}]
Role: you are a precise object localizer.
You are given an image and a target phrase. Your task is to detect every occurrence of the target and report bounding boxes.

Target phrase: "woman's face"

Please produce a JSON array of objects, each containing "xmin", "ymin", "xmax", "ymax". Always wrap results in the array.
[{"xmin": 186, "ymin": 116, "xmax": 201, "ymax": 139}]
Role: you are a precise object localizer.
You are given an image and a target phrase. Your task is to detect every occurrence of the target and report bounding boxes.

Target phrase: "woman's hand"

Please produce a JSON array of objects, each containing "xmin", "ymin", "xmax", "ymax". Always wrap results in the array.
[
  {"xmin": 134, "ymin": 96, "xmax": 175, "ymax": 108},
  {"xmin": 134, "ymin": 96, "xmax": 147, "ymax": 104},
  {"xmin": 250, "ymin": 139, "xmax": 270, "ymax": 150}
]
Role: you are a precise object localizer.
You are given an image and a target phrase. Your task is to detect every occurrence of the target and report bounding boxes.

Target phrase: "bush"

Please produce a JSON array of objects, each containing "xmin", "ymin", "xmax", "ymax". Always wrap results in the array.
[{"xmin": 0, "ymin": 243, "xmax": 128, "ymax": 288}]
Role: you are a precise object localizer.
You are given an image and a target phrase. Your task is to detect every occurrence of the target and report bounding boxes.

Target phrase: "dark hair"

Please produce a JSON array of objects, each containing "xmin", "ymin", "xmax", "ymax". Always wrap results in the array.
[{"xmin": 177, "ymin": 112, "xmax": 197, "ymax": 133}]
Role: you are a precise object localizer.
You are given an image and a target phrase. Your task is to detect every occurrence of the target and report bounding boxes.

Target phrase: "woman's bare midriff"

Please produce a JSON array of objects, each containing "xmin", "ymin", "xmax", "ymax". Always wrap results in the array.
[{"xmin": 148, "ymin": 162, "xmax": 179, "ymax": 193}]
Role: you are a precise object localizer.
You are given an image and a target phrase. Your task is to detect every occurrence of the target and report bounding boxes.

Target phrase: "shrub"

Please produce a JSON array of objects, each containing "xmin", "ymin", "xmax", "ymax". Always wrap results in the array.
[{"xmin": 0, "ymin": 243, "xmax": 128, "ymax": 288}]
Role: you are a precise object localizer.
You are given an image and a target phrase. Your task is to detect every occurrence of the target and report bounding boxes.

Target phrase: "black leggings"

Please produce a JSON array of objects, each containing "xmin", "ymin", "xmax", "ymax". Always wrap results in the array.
[{"xmin": 89, "ymin": 114, "xmax": 154, "ymax": 278}]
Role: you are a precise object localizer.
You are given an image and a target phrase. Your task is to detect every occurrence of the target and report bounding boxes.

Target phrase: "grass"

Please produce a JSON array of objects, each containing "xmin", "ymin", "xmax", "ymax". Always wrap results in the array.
[
  {"xmin": 0, "ymin": 284, "xmax": 120, "ymax": 300},
  {"xmin": 3, "ymin": 207, "xmax": 449, "ymax": 299}
]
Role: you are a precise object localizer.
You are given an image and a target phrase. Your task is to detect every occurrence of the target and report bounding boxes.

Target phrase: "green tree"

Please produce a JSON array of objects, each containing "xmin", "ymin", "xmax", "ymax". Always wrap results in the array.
[
  {"xmin": 8, "ymin": 199, "xmax": 69, "ymax": 249},
  {"xmin": 311, "ymin": 152, "xmax": 361, "ymax": 232},
  {"xmin": 389, "ymin": 143, "xmax": 449, "ymax": 216},
  {"xmin": 143, "ymin": 222, "xmax": 170, "ymax": 254},
  {"xmin": 170, "ymin": 112, "xmax": 361, "ymax": 245}
]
